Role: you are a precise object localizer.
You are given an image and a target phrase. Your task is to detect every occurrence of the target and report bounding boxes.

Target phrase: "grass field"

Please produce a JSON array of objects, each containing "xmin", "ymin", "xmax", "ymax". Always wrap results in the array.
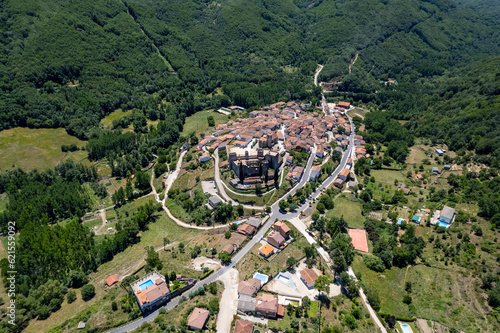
[
  {"xmin": 0, "ymin": 127, "xmax": 87, "ymax": 172},
  {"xmin": 181, "ymin": 110, "xmax": 229, "ymax": 137},
  {"xmin": 326, "ymin": 196, "xmax": 365, "ymax": 229},
  {"xmin": 99, "ymin": 109, "xmax": 132, "ymax": 127}
]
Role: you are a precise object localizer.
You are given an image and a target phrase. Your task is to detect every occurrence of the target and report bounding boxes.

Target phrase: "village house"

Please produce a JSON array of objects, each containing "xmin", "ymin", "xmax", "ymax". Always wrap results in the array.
[
  {"xmin": 339, "ymin": 168, "xmax": 350, "ymax": 181},
  {"xmin": 222, "ymin": 244, "xmax": 235, "ymax": 255},
  {"xmin": 255, "ymin": 293, "xmax": 279, "ymax": 318},
  {"xmin": 234, "ymin": 320, "xmax": 254, "ymax": 333},
  {"xmin": 267, "ymin": 230, "xmax": 285, "ymax": 248},
  {"xmin": 237, "ymin": 223, "xmax": 256, "ymax": 236},
  {"xmin": 274, "ymin": 221, "xmax": 290, "ymax": 239},
  {"xmin": 310, "ymin": 165, "xmax": 321, "ymax": 181},
  {"xmin": 187, "ymin": 308, "xmax": 210, "ymax": 331},
  {"xmin": 238, "ymin": 278, "xmax": 261, "ymax": 296},
  {"xmin": 439, "ymin": 205, "xmax": 456, "ymax": 225},
  {"xmin": 259, "ymin": 244, "xmax": 275, "ymax": 258},
  {"xmin": 300, "ymin": 268, "xmax": 319, "ymax": 289}
]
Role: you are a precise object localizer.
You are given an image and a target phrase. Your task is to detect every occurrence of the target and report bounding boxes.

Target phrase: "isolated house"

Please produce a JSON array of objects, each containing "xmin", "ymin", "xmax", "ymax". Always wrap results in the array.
[
  {"xmin": 208, "ymin": 195, "xmax": 222, "ymax": 208},
  {"xmin": 187, "ymin": 308, "xmax": 210, "ymax": 331},
  {"xmin": 439, "ymin": 206, "xmax": 456, "ymax": 224},
  {"xmin": 222, "ymin": 244, "xmax": 235, "ymax": 255},
  {"xmin": 106, "ymin": 275, "xmax": 119, "ymax": 287},
  {"xmin": 300, "ymin": 268, "xmax": 319, "ymax": 289}
]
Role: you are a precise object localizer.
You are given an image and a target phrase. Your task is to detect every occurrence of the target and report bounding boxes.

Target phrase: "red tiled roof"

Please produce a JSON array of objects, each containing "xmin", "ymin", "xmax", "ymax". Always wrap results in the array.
[
  {"xmin": 300, "ymin": 268, "xmax": 319, "ymax": 285},
  {"xmin": 106, "ymin": 275, "xmax": 119, "ymax": 286}
]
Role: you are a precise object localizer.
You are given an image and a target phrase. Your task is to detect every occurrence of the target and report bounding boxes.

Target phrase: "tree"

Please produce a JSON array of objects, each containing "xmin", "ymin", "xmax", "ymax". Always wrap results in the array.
[
  {"xmin": 67, "ymin": 290, "xmax": 77, "ymax": 304},
  {"xmin": 207, "ymin": 115, "xmax": 215, "ymax": 127},
  {"xmin": 81, "ymin": 284, "xmax": 96, "ymax": 301},
  {"xmin": 319, "ymin": 195, "xmax": 334, "ymax": 209},
  {"xmin": 316, "ymin": 202, "xmax": 325, "ymax": 213},
  {"xmin": 255, "ymin": 183, "xmax": 262, "ymax": 195},
  {"xmin": 289, "ymin": 201, "xmax": 298, "ymax": 211},
  {"xmin": 219, "ymin": 251, "xmax": 231, "ymax": 264},
  {"xmin": 363, "ymin": 255, "xmax": 385, "ymax": 272},
  {"xmin": 287, "ymin": 257, "xmax": 298, "ymax": 268},
  {"xmin": 236, "ymin": 204, "xmax": 244, "ymax": 216},
  {"xmin": 315, "ymin": 275, "xmax": 330, "ymax": 295},
  {"xmin": 163, "ymin": 237, "xmax": 170, "ymax": 251},
  {"xmin": 208, "ymin": 297, "xmax": 220, "ymax": 314},
  {"xmin": 279, "ymin": 200, "xmax": 289, "ymax": 211},
  {"xmin": 274, "ymin": 168, "xmax": 279, "ymax": 184},
  {"xmin": 225, "ymin": 231, "xmax": 231, "ymax": 239},
  {"xmin": 135, "ymin": 171, "xmax": 150, "ymax": 190},
  {"xmin": 125, "ymin": 180, "xmax": 133, "ymax": 200}
]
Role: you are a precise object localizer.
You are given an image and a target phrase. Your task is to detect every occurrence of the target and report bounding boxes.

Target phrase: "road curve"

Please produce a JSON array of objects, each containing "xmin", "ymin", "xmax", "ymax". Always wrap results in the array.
[{"xmin": 108, "ymin": 115, "xmax": 359, "ymax": 333}]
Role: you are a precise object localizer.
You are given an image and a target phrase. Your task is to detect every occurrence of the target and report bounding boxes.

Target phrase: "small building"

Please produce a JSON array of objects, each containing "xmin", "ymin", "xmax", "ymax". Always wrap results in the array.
[
  {"xmin": 238, "ymin": 278, "xmax": 261, "ymax": 296},
  {"xmin": 310, "ymin": 165, "xmax": 321, "ymax": 181},
  {"xmin": 347, "ymin": 180, "xmax": 358, "ymax": 188},
  {"xmin": 337, "ymin": 101, "xmax": 351, "ymax": 110},
  {"xmin": 274, "ymin": 221, "xmax": 291, "ymax": 239},
  {"xmin": 106, "ymin": 275, "xmax": 119, "ymax": 287},
  {"xmin": 208, "ymin": 195, "xmax": 222, "ymax": 208},
  {"xmin": 267, "ymin": 230, "xmax": 285, "ymax": 248},
  {"xmin": 234, "ymin": 319, "xmax": 254, "ymax": 333},
  {"xmin": 334, "ymin": 177, "xmax": 344, "ymax": 189},
  {"xmin": 444, "ymin": 164, "xmax": 451, "ymax": 170},
  {"xmin": 300, "ymin": 268, "xmax": 319, "ymax": 289},
  {"xmin": 237, "ymin": 294, "xmax": 256, "ymax": 313},
  {"xmin": 237, "ymin": 223, "xmax": 256, "ymax": 236},
  {"xmin": 222, "ymin": 244, "xmax": 235, "ymax": 255},
  {"xmin": 259, "ymin": 244, "xmax": 275, "ymax": 258},
  {"xmin": 255, "ymin": 293, "xmax": 278, "ymax": 318},
  {"xmin": 439, "ymin": 205, "xmax": 456, "ymax": 224},
  {"xmin": 415, "ymin": 174, "xmax": 423, "ymax": 180},
  {"xmin": 412, "ymin": 215, "xmax": 421, "ymax": 224},
  {"xmin": 200, "ymin": 153, "xmax": 211, "ymax": 163},
  {"xmin": 246, "ymin": 217, "xmax": 262, "ymax": 229},
  {"xmin": 432, "ymin": 167, "xmax": 441, "ymax": 175},
  {"xmin": 435, "ymin": 149, "xmax": 444, "ymax": 156},
  {"xmin": 187, "ymin": 307, "xmax": 210, "ymax": 331},
  {"xmin": 339, "ymin": 168, "xmax": 350, "ymax": 181}
]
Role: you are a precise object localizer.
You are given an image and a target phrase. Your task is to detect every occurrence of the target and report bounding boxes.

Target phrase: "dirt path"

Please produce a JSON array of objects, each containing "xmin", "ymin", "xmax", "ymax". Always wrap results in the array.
[
  {"xmin": 216, "ymin": 268, "xmax": 239, "ymax": 333},
  {"xmin": 348, "ymin": 53, "xmax": 359, "ymax": 74},
  {"xmin": 417, "ymin": 318, "xmax": 432, "ymax": 333}
]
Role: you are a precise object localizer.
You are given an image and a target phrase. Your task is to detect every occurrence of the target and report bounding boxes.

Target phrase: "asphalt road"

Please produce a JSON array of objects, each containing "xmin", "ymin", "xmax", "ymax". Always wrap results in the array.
[{"xmin": 109, "ymin": 119, "xmax": 356, "ymax": 333}]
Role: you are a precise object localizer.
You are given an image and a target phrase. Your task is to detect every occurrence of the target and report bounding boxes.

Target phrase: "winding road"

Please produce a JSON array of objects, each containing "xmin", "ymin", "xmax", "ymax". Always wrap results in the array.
[{"xmin": 108, "ymin": 114, "xmax": 367, "ymax": 332}]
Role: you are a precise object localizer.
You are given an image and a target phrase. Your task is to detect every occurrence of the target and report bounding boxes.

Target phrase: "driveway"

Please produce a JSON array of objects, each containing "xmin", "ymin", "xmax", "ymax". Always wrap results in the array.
[{"xmin": 216, "ymin": 268, "xmax": 239, "ymax": 333}]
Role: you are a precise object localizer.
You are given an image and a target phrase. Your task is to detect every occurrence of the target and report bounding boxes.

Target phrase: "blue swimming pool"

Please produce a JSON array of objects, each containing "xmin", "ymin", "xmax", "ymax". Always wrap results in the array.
[
  {"xmin": 437, "ymin": 221, "xmax": 450, "ymax": 228},
  {"xmin": 253, "ymin": 272, "xmax": 268, "ymax": 284},
  {"xmin": 139, "ymin": 279, "xmax": 154, "ymax": 290},
  {"xmin": 233, "ymin": 221, "xmax": 242, "ymax": 225},
  {"xmin": 401, "ymin": 323, "xmax": 413, "ymax": 333},
  {"xmin": 398, "ymin": 218, "xmax": 405, "ymax": 225}
]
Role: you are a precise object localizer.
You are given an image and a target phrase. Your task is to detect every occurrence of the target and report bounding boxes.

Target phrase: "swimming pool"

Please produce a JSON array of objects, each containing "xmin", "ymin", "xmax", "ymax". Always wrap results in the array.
[
  {"xmin": 400, "ymin": 323, "xmax": 413, "ymax": 333},
  {"xmin": 398, "ymin": 218, "xmax": 405, "ymax": 225},
  {"xmin": 253, "ymin": 272, "xmax": 269, "ymax": 284},
  {"xmin": 139, "ymin": 279, "xmax": 154, "ymax": 290},
  {"xmin": 437, "ymin": 221, "xmax": 450, "ymax": 228}
]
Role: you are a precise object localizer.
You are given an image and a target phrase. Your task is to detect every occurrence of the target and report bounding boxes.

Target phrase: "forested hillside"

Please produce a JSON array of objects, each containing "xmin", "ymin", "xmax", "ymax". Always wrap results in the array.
[{"xmin": 1, "ymin": 0, "xmax": 499, "ymax": 141}]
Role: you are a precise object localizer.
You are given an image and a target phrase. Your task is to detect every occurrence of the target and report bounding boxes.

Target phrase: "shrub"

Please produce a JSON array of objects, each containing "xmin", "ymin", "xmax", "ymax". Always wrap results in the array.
[
  {"xmin": 225, "ymin": 231, "xmax": 231, "ymax": 239},
  {"xmin": 364, "ymin": 255, "xmax": 385, "ymax": 272},
  {"xmin": 67, "ymin": 290, "xmax": 77, "ymax": 304},
  {"xmin": 81, "ymin": 284, "xmax": 96, "ymax": 301}
]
